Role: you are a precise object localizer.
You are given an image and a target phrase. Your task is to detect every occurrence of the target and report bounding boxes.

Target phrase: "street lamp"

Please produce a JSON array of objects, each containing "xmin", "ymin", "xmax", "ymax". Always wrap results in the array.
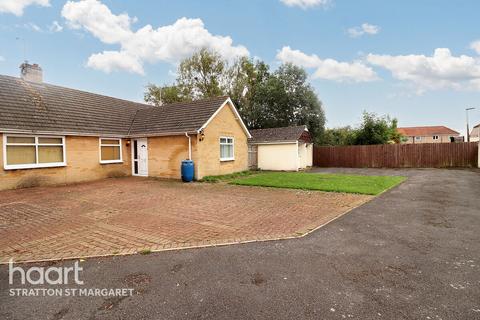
[{"xmin": 466, "ymin": 107, "xmax": 475, "ymax": 142}]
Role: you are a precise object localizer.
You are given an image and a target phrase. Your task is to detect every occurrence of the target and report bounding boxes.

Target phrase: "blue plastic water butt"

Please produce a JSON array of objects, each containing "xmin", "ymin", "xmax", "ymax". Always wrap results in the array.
[{"xmin": 181, "ymin": 160, "xmax": 195, "ymax": 182}]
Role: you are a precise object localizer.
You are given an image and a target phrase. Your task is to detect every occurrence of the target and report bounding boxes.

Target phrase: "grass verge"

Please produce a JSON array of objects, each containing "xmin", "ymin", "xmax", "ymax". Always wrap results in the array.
[
  {"xmin": 230, "ymin": 172, "xmax": 406, "ymax": 195},
  {"xmin": 200, "ymin": 170, "xmax": 260, "ymax": 183}
]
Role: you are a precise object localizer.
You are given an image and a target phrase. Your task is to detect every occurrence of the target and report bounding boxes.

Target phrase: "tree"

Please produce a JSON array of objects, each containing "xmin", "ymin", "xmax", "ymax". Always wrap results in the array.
[
  {"xmin": 177, "ymin": 48, "xmax": 227, "ymax": 99},
  {"xmin": 318, "ymin": 112, "xmax": 403, "ymax": 146},
  {"xmin": 354, "ymin": 112, "xmax": 401, "ymax": 145},
  {"xmin": 252, "ymin": 63, "xmax": 326, "ymax": 143},
  {"xmin": 144, "ymin": 84, "xmax": 188, "ymax": 106},
  {"xmin": 388, "ymin": 118, "xmax": 404, "ymax": 144},
  {"xmin": 143, "ymin": 50, "xmax": 326, "ymax": 142},
  {"xmin": 228, "ymin": 58, "xmax": 270, "ymax": 129},
  {"xmin": 144, "ymin": 48, "xmax": 229, "ymax": 106},
  {"xmin": 319, "ymin": 126, "xmax": 357, "ymax": 146}
]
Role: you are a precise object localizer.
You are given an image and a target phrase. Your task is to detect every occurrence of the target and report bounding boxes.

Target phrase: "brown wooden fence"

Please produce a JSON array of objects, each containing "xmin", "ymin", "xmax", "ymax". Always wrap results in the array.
[{"xmin": 313, "ymin": 142, "xmax": 478, "ymax": 168}]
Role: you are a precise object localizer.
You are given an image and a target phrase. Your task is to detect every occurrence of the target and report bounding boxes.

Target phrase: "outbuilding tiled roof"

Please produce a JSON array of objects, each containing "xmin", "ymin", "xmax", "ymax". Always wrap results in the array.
[
  {"xmin": 397, "ymin": 126, "xmax": 460, "ymax": 136},
  {"xmin": 0, "ymin": 75, "xmax": 230, "ymax": 136},
  {"xmin": 249, "ymin": 125, "xmax": 310, "ymax": 143}
]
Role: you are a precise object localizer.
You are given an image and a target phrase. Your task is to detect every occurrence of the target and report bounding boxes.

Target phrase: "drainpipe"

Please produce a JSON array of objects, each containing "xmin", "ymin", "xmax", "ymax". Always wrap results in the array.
[{"xmin": 185, "ymin": 132, "xmax": 192, "ymax": 160}]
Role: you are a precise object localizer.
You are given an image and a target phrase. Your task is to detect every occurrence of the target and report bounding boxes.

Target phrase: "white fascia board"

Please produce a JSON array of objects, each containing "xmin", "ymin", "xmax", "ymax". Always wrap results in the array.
[
  {"xmin": 197, "ymin": 97, "xmax": 252, "ymax": 138},
  {"xmin": 249, "ymin": 141, "xmax": 298, "ymax": 145}
]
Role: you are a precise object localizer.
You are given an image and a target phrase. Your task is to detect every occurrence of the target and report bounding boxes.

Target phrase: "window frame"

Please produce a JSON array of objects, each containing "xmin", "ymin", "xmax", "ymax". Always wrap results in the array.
[
  {"xmin": 219, "ymin": 136, "xmax": 235, "ymax": 162},
  {"xmin": 99, "ymin": 138, "xmax": 123, "ymax": 164},
  {"xmin": 415, "ymin": 136, "xmax": 422, "ymax": 141},
  {"xmin": 3, "ymin": 134, "xmax": 66, "ymax": 170},
  {"xmin": 432, "ymin": 135, "xmax": 439, "ymax": 140}
]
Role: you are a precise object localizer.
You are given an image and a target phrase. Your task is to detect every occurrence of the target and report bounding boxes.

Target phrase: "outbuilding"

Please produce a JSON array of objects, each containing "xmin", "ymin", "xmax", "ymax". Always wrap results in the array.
[{"xmin": 248, "ymin": 125, "xmax": 313, "ymax": 171}]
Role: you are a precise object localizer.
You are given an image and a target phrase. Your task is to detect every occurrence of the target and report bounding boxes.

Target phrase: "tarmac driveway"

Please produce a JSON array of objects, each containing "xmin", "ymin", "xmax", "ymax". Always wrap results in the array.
[
  {"xmin": 1, "ymin": 168, "xmax": 479, "ymax": 320},
  {"xmin": 0, "ymin": 177, "xmax": 369, "ymax": 263}
]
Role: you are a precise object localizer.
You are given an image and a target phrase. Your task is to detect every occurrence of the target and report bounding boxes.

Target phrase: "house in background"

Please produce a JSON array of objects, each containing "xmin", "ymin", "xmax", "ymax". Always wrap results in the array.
[
  {"xmin": 397, "ymin": 126, "xmax": 460, "ymax": 144},
  {"xmin": 470, "ymin": 124, "xmax": 480, "ymax": 142},
  {"xmin": 248, "ymin": 125, "xmax": 313, "ymax": 171},
  {"xmin": 0, "ymin": 63, "xmax": 251, "ymax": 191}
]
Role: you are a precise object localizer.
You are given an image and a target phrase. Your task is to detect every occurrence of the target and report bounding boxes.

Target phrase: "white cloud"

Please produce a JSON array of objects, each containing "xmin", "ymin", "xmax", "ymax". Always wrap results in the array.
[
  {"xmin": 21, "ymin": 22, "xmax": 42, "ymax": 32},
  {"xmin": 276, "ymin": 46, "xmax": 378, "ymax": 82},
  {"xmin": 49, "ymin": 20, "xmax": 63, "ymax": 32},
  {"xmin": 61, "ymin": 0, "xmax": 249, "ymax": 75},
  {"xmin": 0, "ymin": 0, "xmax": 49, "ymax": 16},
  {"xmin": 280, "ymin": 0, "xmax": 330, "ymax": 9},
  {"xmin": 367, "ymin": 48, "xmax": 480, "ymax": 92},
  {"xmin": 470, "ymin": 40, "xmax": 480, "ymax": 55},
  {"xmin": 348, "ymin": 23, "xmax": 380, "ymax": 38},
  {"xmin": 62, "ymin": 0, "xmax": 132, "ymax": 44},
  {"xmin": 87, "ymin": 51, "xmax": 144, "ymax": 75}
]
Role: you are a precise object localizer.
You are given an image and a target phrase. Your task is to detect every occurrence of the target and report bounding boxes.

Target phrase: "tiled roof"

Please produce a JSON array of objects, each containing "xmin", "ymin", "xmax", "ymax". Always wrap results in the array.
[
  {"xmin": 397, "ymin": 126, "xmax": 460, "ymax": 136},
  {"xmin": 0, "ymin": 74, "xmax": 229, "ymax": 136},
  {"xmin": 249, "ymin": 125, "xmax": 309, "ymax": 143},
  {"xmin": 129, "ymin": 96, "xmax": 229, "ymax": 135}
]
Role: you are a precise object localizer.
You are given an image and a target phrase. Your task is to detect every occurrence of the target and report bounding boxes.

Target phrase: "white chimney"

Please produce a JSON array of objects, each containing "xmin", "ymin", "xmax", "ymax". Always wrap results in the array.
[{"xmin": 20, "ymin": 62, "xmax": 43, "ymax": 83}]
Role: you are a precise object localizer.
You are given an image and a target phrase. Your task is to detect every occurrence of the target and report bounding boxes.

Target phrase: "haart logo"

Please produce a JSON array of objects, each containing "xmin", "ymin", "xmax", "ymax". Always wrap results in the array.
[
  {"xmin": 9, "ymin": 259, "xmax": 84, "ymax": 285},
  {"xmin": 8, "ymin": 259, "xmax": 134, "ymax": 297}
]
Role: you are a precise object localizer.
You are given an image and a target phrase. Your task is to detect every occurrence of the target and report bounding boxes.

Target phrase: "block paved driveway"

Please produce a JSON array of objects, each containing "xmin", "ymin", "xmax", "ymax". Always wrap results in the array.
[
  {"xmin": 1, "ymin": 168, "xmax": 479, "ymax": 320},
  {"xmin": 0, "ymin": 177, "xmax": 370, "ymax": 263}
]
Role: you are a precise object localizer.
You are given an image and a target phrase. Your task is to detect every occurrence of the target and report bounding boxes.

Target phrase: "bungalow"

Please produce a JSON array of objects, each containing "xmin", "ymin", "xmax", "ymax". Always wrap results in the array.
[
  {"xmin": 0, "ymin": 63, "xmax": 251, "ymax": 190},
  {"xmin": 248, "ymin": 125, "xmax": 313, "ymax": 171}
]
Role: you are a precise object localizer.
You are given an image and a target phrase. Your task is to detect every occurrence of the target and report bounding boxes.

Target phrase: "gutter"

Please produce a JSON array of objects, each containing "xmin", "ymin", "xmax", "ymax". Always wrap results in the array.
[
  {"xmin": 0, "ymin": 128, "xmax": 198, "ymax": 139},
  {"xmin": 0, "ymin": 128, "xmax": 126, "ymax": 138},
  {"xmin": 128, "ymin": 131, "xmax": 197, "ymax": 138}
]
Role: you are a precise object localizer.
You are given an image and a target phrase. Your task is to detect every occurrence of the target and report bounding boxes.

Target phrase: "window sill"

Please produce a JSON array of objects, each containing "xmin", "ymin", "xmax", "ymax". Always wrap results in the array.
[
  {"xmin": 220, "ymin": 158, "xmax": 235, "ymax": 162},
  {"xmin": 100, "ymin": 160, "xmax": 123, "ymax": 165},
  {"xmin": 4, "ymin": 163, "xmax": 67, "ymax": 170}
]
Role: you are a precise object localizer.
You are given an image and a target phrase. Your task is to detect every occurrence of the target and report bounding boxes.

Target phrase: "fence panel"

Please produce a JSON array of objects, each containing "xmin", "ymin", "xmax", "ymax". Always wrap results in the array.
[{"xmin": 313, "ymin": 143, "xmax": 478, "ymax": 168}]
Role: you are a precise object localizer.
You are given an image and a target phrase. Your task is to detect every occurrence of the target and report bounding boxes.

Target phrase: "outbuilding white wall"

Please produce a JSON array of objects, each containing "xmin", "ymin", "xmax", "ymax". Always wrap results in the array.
[
  {"xmin": 298, "ymin": 142, "xmax": 307, "ymax": 169},
  {"xmin": 298, "ymin": 142, "xmax": 314, "ymax": 169},
  {"xmin": 257, "ymin": 143, "xmax": 298, "ymax": 171},
  {"xmin": 306, "ymin": 143, "xmax": 313, "ymax": 167},
  {"xmin": 256, "ymin": 142, "xmax": 314, "ymax": 171}
]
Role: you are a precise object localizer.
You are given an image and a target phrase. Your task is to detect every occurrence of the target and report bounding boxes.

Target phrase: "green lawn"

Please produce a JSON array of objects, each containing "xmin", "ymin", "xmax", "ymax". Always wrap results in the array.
[{"xmin": 230, "ymin": 172, "xmax": 406, "ymax": 195}]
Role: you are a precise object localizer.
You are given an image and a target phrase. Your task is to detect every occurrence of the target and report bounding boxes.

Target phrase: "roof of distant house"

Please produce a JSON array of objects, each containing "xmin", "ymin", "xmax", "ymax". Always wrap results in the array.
[
  {"xmin": 397, "ymin": 126, "xmax": 460, "ymax": 136},
  {"xmin": 249, "ymin": 125, "xmax": 311, "ymax": 143},
  {"xmin": 0, "ymin": 74, "xmax": 240, "ymax": 137},
  {"xmin": 470, "ymin": 123, "xmax": 480, "ymax": 137}
]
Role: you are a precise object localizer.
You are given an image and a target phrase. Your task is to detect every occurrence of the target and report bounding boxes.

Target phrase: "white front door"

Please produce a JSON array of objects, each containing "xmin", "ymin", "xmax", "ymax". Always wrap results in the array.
[{"xmin": 132, "ymin": 138, "xmax": 148, "ymax": 176}]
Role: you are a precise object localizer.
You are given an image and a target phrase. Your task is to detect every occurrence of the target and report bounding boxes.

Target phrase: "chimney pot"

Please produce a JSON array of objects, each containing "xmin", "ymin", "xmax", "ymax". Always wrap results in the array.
[{"xmin": 20, "ymin": 62, "xmax": 43, "ymax": 83}]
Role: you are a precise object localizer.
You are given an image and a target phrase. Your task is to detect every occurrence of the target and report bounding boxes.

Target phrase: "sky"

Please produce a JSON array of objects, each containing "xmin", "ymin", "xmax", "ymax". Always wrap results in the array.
[{"xmin": 1, "ymin": 0, "xmax": 480, "ymax": 135}]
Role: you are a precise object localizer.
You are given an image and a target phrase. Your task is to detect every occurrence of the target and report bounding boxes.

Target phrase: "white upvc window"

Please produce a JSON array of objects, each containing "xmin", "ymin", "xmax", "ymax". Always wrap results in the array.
[
  {"xmin": 219, "ymin": 137, "xmax": 234, "ymax": 161},
  {"xmin": 433, "ymin": 135, "xmax": 439, "ymax": 140},
  {"xmin": 3, "ymin": 134, "xmax": 66, "ymax": 170},
  {"xmin": 99, "ymin": 138, "xmax": 123, "ymax": 164},
  {"xmin": 415, "ymin": 136, "xmax": 422, "ymax": 141}
]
